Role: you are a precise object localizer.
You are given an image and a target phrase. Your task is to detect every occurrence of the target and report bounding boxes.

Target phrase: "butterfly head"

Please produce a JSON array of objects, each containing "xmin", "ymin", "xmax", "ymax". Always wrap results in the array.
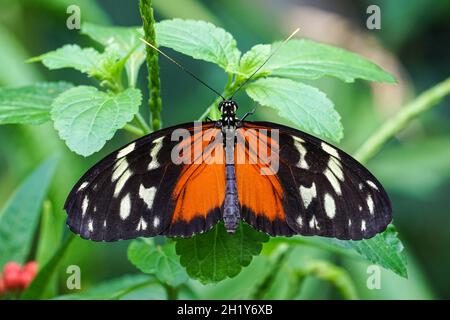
[{"xmin": 219, "ymin": 100, "xmax": 239, "ymax": 127}]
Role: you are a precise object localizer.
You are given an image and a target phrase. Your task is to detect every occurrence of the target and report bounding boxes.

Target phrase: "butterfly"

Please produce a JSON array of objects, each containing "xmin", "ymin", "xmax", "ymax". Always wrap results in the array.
[{"xmin": 64, "ymin": 31, "xmax": 392, "ymax": 242}]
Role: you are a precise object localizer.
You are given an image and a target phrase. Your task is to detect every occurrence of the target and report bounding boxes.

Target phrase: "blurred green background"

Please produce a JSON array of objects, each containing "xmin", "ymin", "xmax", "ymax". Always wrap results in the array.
[{"xmin": 0, "ymin": 0, "xmax": 449, "ymax": 299}]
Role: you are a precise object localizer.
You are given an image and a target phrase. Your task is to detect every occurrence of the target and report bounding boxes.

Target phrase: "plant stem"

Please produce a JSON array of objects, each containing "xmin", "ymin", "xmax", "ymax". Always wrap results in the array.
[
  {"xmin": 140, "ymin": 0, "xmax": 162, "ymax": 131},
  {"xmin": 135, "ymin": 113, "xmax": 151, "ymax": 134},
  {"xmin": 123, "ymin": 124, "xmax": 145, "ymax": 136},
  {"xmin": 163, "ymin": 283, "xmax": 179, "ymax": 300},
  {"xmin": 354, "ymin": 77, "xmax": 450, "ymax": 163}
]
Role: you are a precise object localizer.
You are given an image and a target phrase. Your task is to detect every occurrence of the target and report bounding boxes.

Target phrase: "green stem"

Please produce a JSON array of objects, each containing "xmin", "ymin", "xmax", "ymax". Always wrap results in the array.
[
  {"xmin": 123, "ymin": 124, "xmax": 145, "ymax": 136},
  {"xmin": 140, "ymin": 0, "xmax": 163, "ymax": 131},
  {"xmin": 163, "ymin": 283, "xmax": 179, "ymax": 300},
  {"xmin": 354, "ymin": 77, "xmax": 450, "ymax": 163},
  {"xmin": 135, "ymin": 113, "xmax": 151, "ymax": 134}
]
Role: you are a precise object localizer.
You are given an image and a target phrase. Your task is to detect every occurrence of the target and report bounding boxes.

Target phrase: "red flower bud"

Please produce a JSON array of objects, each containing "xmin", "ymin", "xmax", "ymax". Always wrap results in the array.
[
  {"xmin": 22, "ymin": 261, "xmax": 38, "ymax": 278},
  {"xmin": 3, "ymin": 262, "xmax": 22, "ymax": 291}
]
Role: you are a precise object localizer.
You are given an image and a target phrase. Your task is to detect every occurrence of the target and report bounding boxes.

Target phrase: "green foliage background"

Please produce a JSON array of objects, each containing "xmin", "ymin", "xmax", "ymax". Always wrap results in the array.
[{"xmin": 0, "ymin": 0, "xmax": 449, "ymax": 299}]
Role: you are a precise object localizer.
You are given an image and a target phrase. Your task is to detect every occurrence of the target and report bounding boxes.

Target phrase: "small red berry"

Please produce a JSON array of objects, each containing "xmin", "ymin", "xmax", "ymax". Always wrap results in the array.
[
  {"xmin": 19, "ymin": 271, "xmax": 35, "ymax": 289},
  {"xmin": 3, "ymin": 262, "xmax": 22, "ymax": 290},
  {"xmin": 22, "ymin": 261, "xmax": 38, "ymax": 278},
  {"xmin": 0, "ymin": 276, "xmax": 5, "ymax": 295}
]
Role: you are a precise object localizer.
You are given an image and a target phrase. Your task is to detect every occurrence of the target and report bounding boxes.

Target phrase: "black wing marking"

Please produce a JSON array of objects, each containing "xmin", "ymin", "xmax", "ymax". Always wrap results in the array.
[
  {"xmin": 242, "ymin": 121, "xmax": 392, "ymax": 240},
  {"xmin": 64, "ymin": 122, "xmax": 219, "ymax": 241}
]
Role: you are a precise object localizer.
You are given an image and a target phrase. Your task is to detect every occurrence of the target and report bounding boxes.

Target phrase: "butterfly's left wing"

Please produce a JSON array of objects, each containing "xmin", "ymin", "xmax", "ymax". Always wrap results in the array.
[
  {"xmin": 235, "ymin": 121, "xmax": 392, "ymax": 240},
  {"xmin": 65, "ymin": 122, "xmax": 225, "ymax": 241}
]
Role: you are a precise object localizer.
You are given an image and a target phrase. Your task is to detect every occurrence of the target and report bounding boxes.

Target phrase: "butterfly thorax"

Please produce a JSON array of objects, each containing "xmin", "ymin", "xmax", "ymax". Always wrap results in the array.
[{"xmin": 218, "ymin": 100, "xmax": 241, "ymax": 233}]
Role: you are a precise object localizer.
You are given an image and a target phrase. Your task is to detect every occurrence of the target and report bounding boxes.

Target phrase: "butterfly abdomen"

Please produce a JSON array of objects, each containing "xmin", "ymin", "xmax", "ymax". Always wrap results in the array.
[{"xmin": 223, "ymin": 164, "xmax": 240, "ymax": 233}]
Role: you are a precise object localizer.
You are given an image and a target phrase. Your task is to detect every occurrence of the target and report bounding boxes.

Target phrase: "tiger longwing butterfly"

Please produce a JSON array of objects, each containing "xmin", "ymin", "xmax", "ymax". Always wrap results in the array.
[{"xmin": 64, "ymin": 30, "xmax": 392, "ymax": 242}]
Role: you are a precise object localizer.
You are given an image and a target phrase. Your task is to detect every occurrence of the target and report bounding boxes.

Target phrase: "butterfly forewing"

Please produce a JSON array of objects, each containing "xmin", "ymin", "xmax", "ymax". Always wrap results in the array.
[
  {"xmin": 237, "ymin": 122, "xmax": 392, "ymax": 240},
  {"xmin": 65, "ymin": 122, "xmax": 222, "ymax": 241}
]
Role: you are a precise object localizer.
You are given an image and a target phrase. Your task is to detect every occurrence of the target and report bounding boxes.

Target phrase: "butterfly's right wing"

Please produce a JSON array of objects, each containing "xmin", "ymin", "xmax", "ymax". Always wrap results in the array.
[{"xmin": 65, "ymin": 122, "xmax": 225, "ymax": 241}]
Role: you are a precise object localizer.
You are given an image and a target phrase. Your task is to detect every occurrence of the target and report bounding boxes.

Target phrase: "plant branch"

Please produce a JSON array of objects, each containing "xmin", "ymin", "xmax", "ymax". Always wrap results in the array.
[
  {"xmin": 123, "ymin": 124, "xmax": 145, "ymax": 136},
  {"xmin": 140, "ymin": 0, "xmax": 162, "ymax": 131},
  {"xmin": 354, "ymin": 77, "xmax": 450, "ymax": 163}
]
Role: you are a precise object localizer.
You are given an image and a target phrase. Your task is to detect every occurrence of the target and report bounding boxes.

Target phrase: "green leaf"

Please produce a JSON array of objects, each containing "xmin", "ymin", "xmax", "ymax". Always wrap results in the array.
[
  {"xmin": 236, "ymin": 44, "xmax": 271, "ymax": 77},
  {"xmin": 36, "ymin": 201, "xmax": 65, "ymax": 267},
  {"xmin": 0, "ymin": 82, "xmax": 73, "ymax": 125},
  {"xmin": 261, "ymin": 39, "xmax": 396, "ymax": 83},
  {"xmin": 53, "ymin": 274, "xmax": 158, "ymax": 300},
  {"xmin": 51, "ymin": 86, "xmax": 142, "ymax": 156},
  {"xmin": 0, "ymin": 155, "xmax": 59, "ymax": 269},
  {"xmin": 175, "ymin": 222, "xmax": 269, "ymax": 284},
  {"xmin": 21, "ymin": 235, "xmax": 77, "ymax": 300},
  {"xmin": 155, "ymin": 19, "xmax": 241, "ymax": 72},
  {"xmin": 31, "ymin": 44, "xmax": 102, "ymax": 74},
  {"xmin": 31, "ymin": 45, "xmax": 125, "ymax": 89},
  {"xmin": 81, "ymin": 23, "xmax": 145, "ymax": 87},
  {"xmin": 332, "ymin": 224, "xmax": 408, "ymax": 278},
  {"xmin": 246, "ymin": 77, "xmax": 343, "ymax": 143},
  {"xmin": 128, "ymin": 239, "xmax": 188, "ymax": 287}
]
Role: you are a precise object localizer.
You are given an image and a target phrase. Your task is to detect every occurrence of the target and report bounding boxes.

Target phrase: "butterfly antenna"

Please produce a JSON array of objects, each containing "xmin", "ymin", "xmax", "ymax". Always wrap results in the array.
[
  {"xmin": 139, "ymin": 38, "xmax": 226, "ymax": 100},
  {"xmin": 230, "ymin": 28, "xmax": 300, "ymax": 99}
]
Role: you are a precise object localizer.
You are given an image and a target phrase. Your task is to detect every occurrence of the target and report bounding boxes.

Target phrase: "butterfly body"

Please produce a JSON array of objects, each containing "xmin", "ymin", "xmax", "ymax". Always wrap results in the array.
[{"xmin": 65, "ymin": 99, "xmax": 392, "ymax": 241}]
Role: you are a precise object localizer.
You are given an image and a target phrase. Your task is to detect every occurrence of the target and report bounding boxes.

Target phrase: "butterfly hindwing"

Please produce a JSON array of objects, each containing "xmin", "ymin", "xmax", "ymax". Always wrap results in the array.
[
  {"xmin": 65, "ymin": 122, "xmax": 223, "ymax": 241},
  {"xmin": 237, "ymin": 122, "xmax": 392, "ymax": 240}
]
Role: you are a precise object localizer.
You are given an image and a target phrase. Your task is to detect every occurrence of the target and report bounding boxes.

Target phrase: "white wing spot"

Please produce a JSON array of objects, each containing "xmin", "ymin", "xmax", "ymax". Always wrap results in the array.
[
  {"xmin": 137, "ymin": 217, "xmax": 148, "ymax": 231},
  {"xmin": 88, "ymin": 219, "xmax": 94, "ymax": 232},
  {"xmin": 299, "ymin": 182, "xmax": 316, "ymax": 209},
  {"xmin": 153, "ymin": 217, "xmax": 160, "ymax": 228},
  {"xmin": 139, "ymin": 185, "xmax": 157, "ymax": 209},
  {"xmin": 117, "ymin": 142, "xmax": 136, "ymax": 159},
  {"xmin": 358, "ymin": 205, "xmax": 362, "ymax": 211},
  {"xmin": 120, "ymin": 193, "xmax": 131, "ymax": 220},
  {"xmin": 324, "ymin": 168, "xmax": 342, "ymax": 195},
  {"xmin": 103, "ymin": 220, "xmax": 107, "ymax": 228},
  {"xmin": 361, "ymin": 220, "xmax": 366, "ymax": 232},
  {"xmin": 82, "ymin": 196, "xmax": 89, "ymax": 217},
  {"xmin": 359, "ymin": 183, "xmax": 364, "ymax": 190},
  {"xmin": 324, "ymin": 193, "xmax": 336, "ymax": 219},
  {"xmin": 296, "ymin": 216, "xmax": 303, "ymax": 227},
  {"xmin": 367, "ymin": 195, "xmax": 375, "ymax": 215},
  {"xmin": 321, "ymin": 142, "xmax": 340, "ymax": 159},
  {"xmin": 367, "ymin": 180, "xmax": 379, "ymax": 191},
  {"xmin": 148, "ymin": 137, "xmax": 164, "ymax": 170},
  {"xmin": 112, "ymin": 158, "xmax": 129, "ymax": 182},
  {"xmin": 114, "ymin": 169, "xmax": 132, "ymax": 197},
  {"xmin": 78, "ymin": 182, "xmax": 88, "ymax": 192},
  {"xmin": 348, "ymin": 219, "xmax": 352, "ymax": 227},
  {"xmin": 292, "ymin": 136, "xmax": 309, "ymax": 169},
  {"xmin": 309, "ymin": 215, "xmax": 319, "ymax": 230},
  {"xmin": 328, "ymin": 157, "xmax": 344, "ymax": 181}
]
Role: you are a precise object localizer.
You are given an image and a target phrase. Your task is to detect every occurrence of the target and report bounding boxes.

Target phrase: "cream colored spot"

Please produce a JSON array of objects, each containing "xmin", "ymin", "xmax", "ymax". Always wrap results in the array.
[
  {"xmin": 324, "ymin": 193, "xmax": 336, "ymax": 219},
  {"xmin": 139, "ymin": 185, "xmax": 157, "ymax": 209},
  {"xmin": 120, "ymin": 193, "xmax": 131, "ymax": 220},
  {"xmin": 153, "ymin": 217, "xmax": 160, "ymax": 228},
  {"xmin": 324, "ymin": 169, "xmax": 342, "ymax": 195},
  {"xmin": 367, "ymin": 180, "xmax": 379, "ymax": 191},
  {"xmin": 328, "ymin": 157, "xmax": 344, "ymax": 181},
  {"xmin": 137, "ymin": 217, "xmax": 148, "ymax": 231},
  {"xmin": 321, "ymin": 142, "xmax": 340, "ymax": 159},
  {"xmin": 296, "ymin": 216, "xmax": 303, "ymax": 227},
  {"xmin": 88, "ymin": 219, "xmax": 94, "ymax": 232},
  {"xmin": 82, "ymin": 196, "xmax": 89, "ymax": 217},
  {"xmin": 361, "ymin": 220, "xmax": 366, "ymax": 232},
  {"xmin": 367, "ymin": 195, "xmax": 375, "ymax": 215},
  {"xmin": 148, "ymin": 137, "xmax": 164, "ymax": 170},
  {"xmin": 112, "ymin": 158, "xmax": 129, "ymax": 182},
  {"xmin": 309, "ymin": 215, "xmax": 319, "ymax": 230},
  {"xmin": 114, "ymin": 169, "xmax": 132, "ymax": 197},
  {"xmin": 299, "ymin": 183, "xmax": 316, "ymax": 209},
  {"xmin": 78, "ymin": 182, "xmax": 88, "ymax": 192},
  {"xmin": 292, "ymin": 136, "xmax": 309, "ymax": 169},
  {"xmin": 117, "ymin": 142, "xmax": 136, "ymax": 159}
]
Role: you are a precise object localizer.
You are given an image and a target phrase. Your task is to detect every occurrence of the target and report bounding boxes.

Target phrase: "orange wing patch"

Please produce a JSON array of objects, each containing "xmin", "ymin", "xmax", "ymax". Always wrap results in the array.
[
  {"xmin": 171, "ymin": 128, "xmax": 225, "ymax": 224},
  {"xmin": 235, "ymin": 128, "xmax": 286, "ymax": 222}
]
